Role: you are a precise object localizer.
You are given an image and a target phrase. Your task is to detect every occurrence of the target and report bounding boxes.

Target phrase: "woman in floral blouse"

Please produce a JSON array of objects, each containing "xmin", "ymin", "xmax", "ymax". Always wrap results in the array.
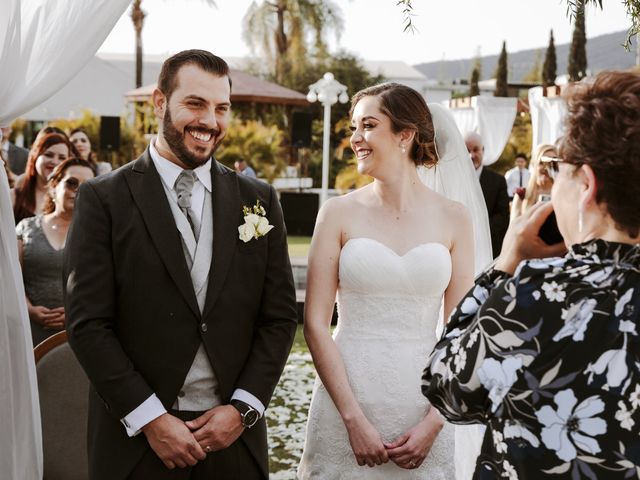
[{"xmin": 422, "ymin": 70, "xmax": 640, "ymax": 479}]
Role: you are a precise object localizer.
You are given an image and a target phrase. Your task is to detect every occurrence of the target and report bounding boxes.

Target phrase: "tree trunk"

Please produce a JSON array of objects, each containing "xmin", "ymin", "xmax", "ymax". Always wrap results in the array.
[
  {"xmin": 131, "ymin": 1, "xmax": 146, "ymax": 88},
  {"xmin": 274, "ymin": 2, "xmax": 288, "ymax": 84}
]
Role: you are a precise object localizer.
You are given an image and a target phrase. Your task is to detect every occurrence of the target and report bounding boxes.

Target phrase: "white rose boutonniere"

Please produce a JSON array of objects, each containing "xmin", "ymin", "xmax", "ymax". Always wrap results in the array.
[{"xmin": 238, "ymin": 200, "xmax": 274, "ymax": 243}]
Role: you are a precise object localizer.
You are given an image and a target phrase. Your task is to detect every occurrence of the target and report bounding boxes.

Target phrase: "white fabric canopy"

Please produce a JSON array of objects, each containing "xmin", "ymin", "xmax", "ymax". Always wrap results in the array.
[
  {"xmin": 0, "ymin": 0, "xmax": 130, "ymax": 477},
  {"xmin": 444, "ymin": 96, "xmax": 518, "ymax": 166},
  {"xmin": 528, "ymin": 86, "xmax": 567, "ymax": 151},
  {"xmin": 0, "ymin": 0, "xmax": 130, "ymax": 126}
]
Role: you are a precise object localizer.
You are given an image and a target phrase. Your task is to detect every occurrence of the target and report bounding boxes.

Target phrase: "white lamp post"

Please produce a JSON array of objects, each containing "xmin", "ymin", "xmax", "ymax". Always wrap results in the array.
[{"xmin": 307, "ymin": 72, "xmax": 349, "ymax": 206}]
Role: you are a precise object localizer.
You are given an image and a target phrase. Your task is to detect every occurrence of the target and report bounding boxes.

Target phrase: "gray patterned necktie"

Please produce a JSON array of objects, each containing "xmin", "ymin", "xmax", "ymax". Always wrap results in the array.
[{"xmin": 175, "ymin": 170, "xmax": 200, "ymax": 239}]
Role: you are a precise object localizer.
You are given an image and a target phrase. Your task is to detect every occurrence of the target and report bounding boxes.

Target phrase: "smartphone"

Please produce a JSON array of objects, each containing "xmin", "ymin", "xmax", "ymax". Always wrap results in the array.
[{"xmin": 537, "ymin": 195, "xmax": 564, "ymax": 245}]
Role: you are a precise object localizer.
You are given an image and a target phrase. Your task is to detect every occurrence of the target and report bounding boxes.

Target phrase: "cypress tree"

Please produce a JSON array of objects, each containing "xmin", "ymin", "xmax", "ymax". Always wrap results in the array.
[
  {"xmin": 568, "ymin": 0, "xmax": 588, "ymax": 81},
  {"xmin": 469, "ymin": 66, "xmax": 480, "ymax": 96},
  {"xmin": 543, "ymin": 29, "xmax": 557, "ymax": 87},
  {"xmin": 494, "ymin": 41, "xmax": 508, "ymax": 97}
]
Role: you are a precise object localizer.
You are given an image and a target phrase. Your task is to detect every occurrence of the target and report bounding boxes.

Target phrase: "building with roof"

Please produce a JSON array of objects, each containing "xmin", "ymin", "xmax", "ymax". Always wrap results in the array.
[{"xmin": 22, "ymin": 53, "xmax": 307, "ymax": 123}]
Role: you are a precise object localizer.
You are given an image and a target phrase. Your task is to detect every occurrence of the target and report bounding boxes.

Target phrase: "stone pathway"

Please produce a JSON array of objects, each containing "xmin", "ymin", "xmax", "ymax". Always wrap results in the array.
[{"xmin": 267, "ymin": 344, "xmax": 315, "ymax": 478}]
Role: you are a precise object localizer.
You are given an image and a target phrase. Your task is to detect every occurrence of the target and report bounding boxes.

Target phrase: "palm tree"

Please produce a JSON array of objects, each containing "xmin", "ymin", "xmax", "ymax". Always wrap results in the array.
[
  {"xmin": 131, "ymin": 0, "xmax": 146, "ymax": 88},
  {"xmin": 242, "ymin": 0, "xmax": 343, "ymax": 86},
  {"xmin": 129, "ymin": 0, "xmax": 216, "ymax": 88}
]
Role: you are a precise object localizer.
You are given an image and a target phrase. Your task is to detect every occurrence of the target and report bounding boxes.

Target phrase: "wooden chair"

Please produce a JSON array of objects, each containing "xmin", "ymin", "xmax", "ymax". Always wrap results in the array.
[{"xmin": 35, "ymin": 331, "xmax": 89, "ymax": 480}]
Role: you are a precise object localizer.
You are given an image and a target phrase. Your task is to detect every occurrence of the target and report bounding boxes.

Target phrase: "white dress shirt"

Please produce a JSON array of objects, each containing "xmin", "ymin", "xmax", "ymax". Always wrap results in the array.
[
  {"xmin": 505, "ymin": 166, "xmax": 531, "ymax": 198},
  {"xmin": 121, "ymin": 140, "xmax": 264, "ymax": 436}
]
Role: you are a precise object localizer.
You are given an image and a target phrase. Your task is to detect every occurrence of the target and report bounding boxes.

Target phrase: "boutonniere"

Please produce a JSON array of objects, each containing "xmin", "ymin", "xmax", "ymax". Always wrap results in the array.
[{"xmin": 238, "ymin": 200, "xmax": 274, "ymax": 243}]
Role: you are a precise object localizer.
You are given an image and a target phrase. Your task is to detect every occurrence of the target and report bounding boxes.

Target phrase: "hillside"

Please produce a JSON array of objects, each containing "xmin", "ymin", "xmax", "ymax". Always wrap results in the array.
[{"xmin": 414, "ymin": 30, "xmax": 637, "ymax": 82}]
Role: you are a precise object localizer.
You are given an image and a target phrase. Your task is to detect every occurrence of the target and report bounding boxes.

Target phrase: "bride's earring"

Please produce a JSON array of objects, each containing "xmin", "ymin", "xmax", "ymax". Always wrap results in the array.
[{"xmin": 400, "ymin": 144, "xmax": 406, "ymax": 154}]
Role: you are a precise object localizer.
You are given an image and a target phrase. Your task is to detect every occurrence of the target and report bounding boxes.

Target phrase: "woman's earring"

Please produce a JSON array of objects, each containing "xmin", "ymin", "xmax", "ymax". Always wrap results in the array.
[
  {"xmin": 400, "ymin": 144, "xmax": 406, "ymax": 154},
  {"xmin": 578, "ymin": 204, "xmax": 584, "ymax": 233}
]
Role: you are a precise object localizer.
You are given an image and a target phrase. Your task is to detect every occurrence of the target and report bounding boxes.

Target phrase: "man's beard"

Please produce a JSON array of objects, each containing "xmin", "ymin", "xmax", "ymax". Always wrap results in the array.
[{"xmin": 162, "ymin": 107, "xmax": 223, "ymax": 169}]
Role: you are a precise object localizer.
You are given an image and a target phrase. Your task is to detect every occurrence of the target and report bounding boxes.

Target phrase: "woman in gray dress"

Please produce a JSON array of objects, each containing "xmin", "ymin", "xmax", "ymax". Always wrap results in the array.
[{"xmin": 17, "ymin": 158, "xmax": 94, "ymax": 345}]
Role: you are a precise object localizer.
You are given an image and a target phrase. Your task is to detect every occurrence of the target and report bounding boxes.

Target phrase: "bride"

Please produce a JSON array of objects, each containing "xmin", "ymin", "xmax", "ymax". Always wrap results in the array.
[{"xmin": 298, "ymin": 83, "xmax": 492, "ymax": 479}]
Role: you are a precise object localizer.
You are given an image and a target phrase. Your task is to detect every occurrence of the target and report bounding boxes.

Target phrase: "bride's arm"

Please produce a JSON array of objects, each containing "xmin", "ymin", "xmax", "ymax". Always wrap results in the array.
[
  {"xmin": 443, "ymin": 204, "xmax": 475, "ymax": 321},
  {"xmin": 303, "ymin": 198, "xmax": 388, "ymax": 467}
]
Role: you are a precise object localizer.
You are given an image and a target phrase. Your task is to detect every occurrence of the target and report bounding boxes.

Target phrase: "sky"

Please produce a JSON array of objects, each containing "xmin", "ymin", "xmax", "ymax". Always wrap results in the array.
[{"xmin": 98, "ymin": 0, "xmax": 630, "ymax": 66}]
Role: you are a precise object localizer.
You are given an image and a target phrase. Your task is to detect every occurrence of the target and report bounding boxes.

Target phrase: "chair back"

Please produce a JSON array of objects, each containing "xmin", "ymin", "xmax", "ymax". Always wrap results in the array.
[{"xmin": 35, "ymin": 331, "xmax": 89, "ymax": 480}]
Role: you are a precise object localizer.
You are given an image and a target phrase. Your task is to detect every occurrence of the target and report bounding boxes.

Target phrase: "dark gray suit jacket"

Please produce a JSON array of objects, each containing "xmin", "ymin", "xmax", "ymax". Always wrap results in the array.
[
  {"xmin": 6, "ymin": 142, "xmax": 29, "ymax": 175},
  {"xmin": 64, "ymin": 150, "xmax": 298, "ymax": 479},
  {"xmin": 479, "ymin": 167, "xmax": 510, "ymax": 258}
]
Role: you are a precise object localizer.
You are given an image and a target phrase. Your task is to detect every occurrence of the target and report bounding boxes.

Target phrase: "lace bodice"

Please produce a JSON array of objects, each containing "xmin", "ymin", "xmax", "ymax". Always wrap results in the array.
[{"xmin": 335, "ymin": 238, "xmax": 451, "ymax": 342}]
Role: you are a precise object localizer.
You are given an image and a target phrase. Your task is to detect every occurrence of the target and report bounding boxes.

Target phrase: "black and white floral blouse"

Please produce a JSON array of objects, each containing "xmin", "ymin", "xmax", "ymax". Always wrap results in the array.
[{"xmin": 422, "ymin": 239, "xmax": 640, "ymax": 479}]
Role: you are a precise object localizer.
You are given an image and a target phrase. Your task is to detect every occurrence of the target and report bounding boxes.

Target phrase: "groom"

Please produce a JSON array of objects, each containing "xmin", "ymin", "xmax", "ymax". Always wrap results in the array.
[{"xmin": 64, "ymin": 50, "xmax": 298, "ymax": 479}]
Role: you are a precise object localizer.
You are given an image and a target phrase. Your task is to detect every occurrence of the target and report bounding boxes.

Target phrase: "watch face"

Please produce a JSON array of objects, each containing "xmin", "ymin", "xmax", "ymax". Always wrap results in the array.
[{"xmin": 244, "ymin": 409, "xmax": 259, "ymax": 427}]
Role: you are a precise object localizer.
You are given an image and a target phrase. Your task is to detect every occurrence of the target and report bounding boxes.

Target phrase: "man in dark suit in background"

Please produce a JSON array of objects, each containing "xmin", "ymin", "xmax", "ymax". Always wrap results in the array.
[
  {"xmin": 465, "ymin": 131, "xmax": 509, "ymax": 258},
  {"xmin": 64, "ymin": 50, "xmax": 298, "ymax": 480},
  {"xmin": 1, "ymin": 126, "xmax": 28, "ymax": 175}
]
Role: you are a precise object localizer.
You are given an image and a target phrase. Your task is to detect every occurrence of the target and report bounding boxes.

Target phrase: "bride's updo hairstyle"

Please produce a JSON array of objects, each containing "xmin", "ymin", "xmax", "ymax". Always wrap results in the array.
[{"xmin": 350, "ymin": 82, "xmax": 438, "ymax": 167}]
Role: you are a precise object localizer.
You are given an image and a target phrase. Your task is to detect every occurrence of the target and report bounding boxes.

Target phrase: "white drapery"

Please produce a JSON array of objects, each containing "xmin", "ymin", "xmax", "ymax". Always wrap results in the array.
[
  {"xmin": 0, "ymin": 1, "xmax": 130, "ymax": 478},
  {"xmin": 444, "ymin": 96, "xmax": 518, "ymax": 166},
  {"xmin": 0, "ymin": 0, "xmax": 131, "ymax": 126},
  {"xmin": 528, "ymin": 86, "xmax": 567, "ymax": 151}
]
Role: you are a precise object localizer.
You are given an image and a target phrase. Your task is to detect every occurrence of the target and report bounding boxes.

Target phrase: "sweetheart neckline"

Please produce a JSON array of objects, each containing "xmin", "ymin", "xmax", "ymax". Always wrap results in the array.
[{"xmin": 343, "ymin": 237, "xmax": 450, "ymax": 258}]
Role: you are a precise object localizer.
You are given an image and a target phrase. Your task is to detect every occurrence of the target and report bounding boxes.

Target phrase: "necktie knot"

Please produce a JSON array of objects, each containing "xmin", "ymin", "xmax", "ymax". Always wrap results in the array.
[{"xmin": 175, "ymin": 170, "xmax": 197, "ymax": 209}]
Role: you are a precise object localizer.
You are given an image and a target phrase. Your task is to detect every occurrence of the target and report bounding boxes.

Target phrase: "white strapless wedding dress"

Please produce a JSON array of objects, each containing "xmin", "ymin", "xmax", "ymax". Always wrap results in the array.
[{"xmin": 298, "ymin": 238, "xmax": 455, "ymax": 479}]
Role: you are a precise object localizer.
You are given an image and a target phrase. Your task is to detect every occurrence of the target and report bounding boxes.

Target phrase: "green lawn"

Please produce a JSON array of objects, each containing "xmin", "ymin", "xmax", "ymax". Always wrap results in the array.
[{"xmin": 288, "ymin": 236, "xmax": 311, "ymax": 258}]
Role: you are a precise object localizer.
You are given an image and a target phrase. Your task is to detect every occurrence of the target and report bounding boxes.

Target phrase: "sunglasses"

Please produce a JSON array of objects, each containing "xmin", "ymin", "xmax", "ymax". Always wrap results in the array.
[
  {"xmin": 539, "ymin": 155, "xmax": 563, "ymax": 180},
  {"xmin": 63, "ymin": 176, "xmax": 81, "ymax": 192}
]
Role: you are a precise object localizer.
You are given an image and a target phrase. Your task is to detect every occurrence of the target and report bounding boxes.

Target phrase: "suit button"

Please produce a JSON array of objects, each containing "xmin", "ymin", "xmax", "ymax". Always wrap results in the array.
[
  {"xmin": 200, "ymin": 323, "xmax": 208, "ymax": 333},
  {"xmin": 178, "ymin": 391, "xmax": 185, "ymax": 398}
]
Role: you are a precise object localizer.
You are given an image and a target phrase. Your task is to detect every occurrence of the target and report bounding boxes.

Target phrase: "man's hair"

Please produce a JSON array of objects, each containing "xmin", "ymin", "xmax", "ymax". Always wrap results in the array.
[
  {"xmin": 515, "ymin": 153, "xmax": 527, "ymax": 161},
  {"xmin": 157, "ymin": 49, "xmax": 231, "ymax": 100}
]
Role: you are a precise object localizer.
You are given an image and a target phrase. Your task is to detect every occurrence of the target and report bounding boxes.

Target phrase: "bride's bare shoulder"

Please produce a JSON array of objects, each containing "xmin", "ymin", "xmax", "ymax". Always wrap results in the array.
[
  {"xmin": 320, "ymin": 186, "xmax": 371, "ymax": 214},
  {"xmin": 425, "ymin": 191, "xmax": 471, "ymax": 227}
]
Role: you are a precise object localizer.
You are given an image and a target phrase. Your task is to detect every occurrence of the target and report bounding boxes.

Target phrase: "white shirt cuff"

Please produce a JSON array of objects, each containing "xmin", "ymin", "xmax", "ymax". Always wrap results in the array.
[
  {"xmin": 121, "ymin": 394, "xmax": 167, "ymax": 437},
  {"xmin": 231, "ymin": 389, "xmax": 265, "ymax": 417}
]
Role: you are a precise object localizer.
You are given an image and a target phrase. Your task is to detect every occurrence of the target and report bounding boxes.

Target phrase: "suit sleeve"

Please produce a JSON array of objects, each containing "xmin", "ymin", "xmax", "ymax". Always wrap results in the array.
[
  {"xmin": 64, "ymin": 182, "xmax": 155, "ymax": 419},
  {"xmin": 489, "ymin": 175, "xmax": 510, "ymax": 246},
  {"xmin": 233, "ymin": 185, "xmax": 298, "ymax": 407}
]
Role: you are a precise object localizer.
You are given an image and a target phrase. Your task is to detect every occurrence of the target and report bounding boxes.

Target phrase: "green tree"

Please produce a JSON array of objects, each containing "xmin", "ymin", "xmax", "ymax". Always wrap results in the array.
[
  {"xmin": 494, "ymin": 41, "xmax": 508, "ymax": 97},
  {"xmin": 543, "ymin": 29, "xmax": 557, "ymax": 87},
  {"xmin": 242, "ymin": 0, "xmax": 343, "ymax": 87},
  {"xmin": 216, "ymin": 119, "xmax": 287, "ymax": 181},
  {"xmin": 565, "ymin": 0, "xmax": 639, "ymax": 53},
  {"xmin": 568, "ymin": 0, "xmax": 588, "ymax": 81},
  {"xmin": 523, "ymin": 50, "xmax": 543, "ymax": 83},
  {"xmin": 469, "ymin": 66, "xmax": 480, "ymax": 96}
]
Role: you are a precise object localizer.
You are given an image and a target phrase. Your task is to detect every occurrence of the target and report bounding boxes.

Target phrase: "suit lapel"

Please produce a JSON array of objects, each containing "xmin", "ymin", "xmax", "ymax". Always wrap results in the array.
[
  {"xmin": 125, "ymin": 150, "xmax": 200, "ymax": 318},
  {"xmin": 202, "ymin": 160, "xmax": 241, "ymax": 319}
]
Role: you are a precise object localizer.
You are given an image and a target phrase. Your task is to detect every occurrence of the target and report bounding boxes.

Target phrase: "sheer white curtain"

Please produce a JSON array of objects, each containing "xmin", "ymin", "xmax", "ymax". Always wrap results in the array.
[
  {"xmin": 0, "ymin": 0, "xmax": 129, "ymax": 477},
  {"xmin": 445, "ymin": 96, "xmax": 517, "ymax": 166},
  {"xmin": 528, "ymin": 86, "xmax": 567, "ymax": 151}
]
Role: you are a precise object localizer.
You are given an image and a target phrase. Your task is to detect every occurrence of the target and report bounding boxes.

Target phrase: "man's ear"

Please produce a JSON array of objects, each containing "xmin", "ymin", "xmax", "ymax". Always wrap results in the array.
[{"xmin": 152, "ymin": 88, "xmax": 167, "ymax": 118}]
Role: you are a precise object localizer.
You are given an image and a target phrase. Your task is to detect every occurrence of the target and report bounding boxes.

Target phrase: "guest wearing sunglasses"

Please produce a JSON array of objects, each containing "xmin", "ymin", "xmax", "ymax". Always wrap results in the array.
[
  {"xmin": 16, "ymin": 158, "xmax": 94, "ymax": 346},
  {"xmin": 510, "ymin": 143, "xmax": 557, "ymax": 220},
  {"xmin": 422, "ymin": 70, "xmax": 640, "ymax": 479}
]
